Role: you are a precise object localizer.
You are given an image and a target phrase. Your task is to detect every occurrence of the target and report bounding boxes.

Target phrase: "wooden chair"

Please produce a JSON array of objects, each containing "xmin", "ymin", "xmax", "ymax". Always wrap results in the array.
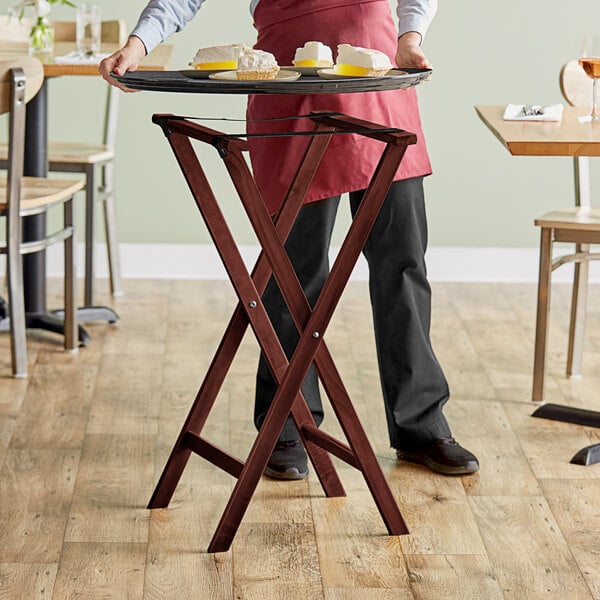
[
  {"xmin": 0, "ymin": 56, "xmax": 83, "ymax": 376},
  {"xmin": 0, "ymin": 18, "xmax": 126, "ymax": 305},
  {"xmin": 532, "ymin": 60, "xmax": 598, "ymax": 402}
]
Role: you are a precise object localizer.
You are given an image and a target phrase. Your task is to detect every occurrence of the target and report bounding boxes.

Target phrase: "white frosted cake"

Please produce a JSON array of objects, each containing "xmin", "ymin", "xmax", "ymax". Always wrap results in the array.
[
  {"xmin": 236, "ymin": 47, "xmax": 280, "ymax": 80},
  {"xmin": 292, "ymin": 41, "xmax": 334, "ymax": 68},
  {"xmin": 334, "ymin": 44, "xmax": 392, "ymax": 77},
  {"xmin": 190, "ymin": 44, "xmax": 242, "ymax": 70}
]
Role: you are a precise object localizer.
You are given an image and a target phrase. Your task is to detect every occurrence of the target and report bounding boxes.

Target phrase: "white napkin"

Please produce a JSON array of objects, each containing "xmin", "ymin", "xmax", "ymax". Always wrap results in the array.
[
  {"xmin": 503, "ymin": 103, "xmax": 564, "ymax": 122},
  {"xmin": 54, "ymin": 51, "xmax": 110, "ymax": 65}
]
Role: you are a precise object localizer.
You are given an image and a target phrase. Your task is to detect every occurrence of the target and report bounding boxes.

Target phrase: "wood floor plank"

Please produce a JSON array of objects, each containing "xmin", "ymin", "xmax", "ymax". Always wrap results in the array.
[
  {"xmin": 0, "ymin": 376, "xmax": 28, "ymax": 418},
  {"xmin": 0, "ymin": 563, "xmax": 57, "ymax": 600},
  {"xmin": 388, "ymin": 471, "xmax": 486, "ymax": 556},
  {"xmin": 470, "ymin": 495, "xmax": 593, "ymax": 599},
  {"xmin": 540, "ymin": 479, "xmax": 600, "ymax": 598},
  {"xmin": 243, "ymin": 477, "xmax": 313, "ymax": 524},
  {"xmin": 145, "ymin": 485, "xmax": 234, "ymax": 599},
  {"xmin": 324, "ymin": 589, "xmax": 412, "ymax": 600},
  {"xmin": 0, "ymin": 416, "xmax": 15, "ymax": 471},
  {"xmin": 233, "ymin": 522, "xmax": 321, "ymax": 590},
  {"xmin": 64, "ymin": 434, "xmax": 156, "ymax": 543},
  {"xmin": 447, "ymin": 399, "xmax": 541, "ymax": 497},
  {"xmin": 311, "ymin": 493, "xmax": 412, "ymax": 590},
  {"xmin": 86, "ymin": 389, "xmax": 161, "ymax": 436},
  {"xmin": 95, "ymin": 354, "xmax": 164, "ymax": 393},
  {"xmin": 9, "ymin": 364, "xmax": 97, "ymax": 449},
  {"xmin": 0, "ymin": 449, "xmax": 79, "ymax": 563},
  {"xmin": 432, "ymin": 328, "xmax": 498, "ymax": 402},
  {"xmin": 404, "ymin": 554, "xmax": 504, "ymax": 600},
  {"xmin": 52, "ymin": 542, "xmax": 146, "ymax": 600}
]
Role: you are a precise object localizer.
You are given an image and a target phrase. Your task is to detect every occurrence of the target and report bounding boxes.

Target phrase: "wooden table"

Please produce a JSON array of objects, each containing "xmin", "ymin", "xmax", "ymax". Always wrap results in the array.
[
  {"xmin": 0, "ymin": 40, "xmax": 172, "ymax": 341},
  {"xmin": 475, "ymin": 105, "xmax": 600, "ymax": 157},
  {"xmin": 476, "ymin": 104, "xmax": 600, "ymax": 461}
]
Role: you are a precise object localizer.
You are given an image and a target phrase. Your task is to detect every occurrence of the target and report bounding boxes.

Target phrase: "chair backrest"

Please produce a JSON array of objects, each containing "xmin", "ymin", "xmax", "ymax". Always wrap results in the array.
[
  {"xmin": 0, "ymin": 55, "xmax": 43, "ymax": 114},
  {"xmin": 0, "ymin": 56, "xmax": 43, "ymax": 223},
  {"xmin": 560, "ymin": 59, "xmax": 592, "ymax": 107},
  {"xmin": 53, "ymin": 19, "xmax": 127, "ymax": 45}
]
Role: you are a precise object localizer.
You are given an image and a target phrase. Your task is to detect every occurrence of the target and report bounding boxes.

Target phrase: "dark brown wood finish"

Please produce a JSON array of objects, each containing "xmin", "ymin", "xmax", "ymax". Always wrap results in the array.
[{"xmin": 148, "ymin": 112, "xmax": 416, "ymax": 552}]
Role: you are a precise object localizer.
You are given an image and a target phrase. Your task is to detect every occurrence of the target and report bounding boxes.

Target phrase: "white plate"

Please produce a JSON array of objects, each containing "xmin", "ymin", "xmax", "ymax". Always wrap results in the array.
[
  {"xmin": 208, "ymin": 69, "xmax": 301, "ymax": 82},
  {"xmin": 180, "ymin": 68, "xmax": 236, "ymax": 79},
  {"xmin": 317, "ymin": 68, "xmax": 408, "ymax": 80},
  {"xmin": 280, "ymin": 65, "xmax": 332, "ymax": 76}
]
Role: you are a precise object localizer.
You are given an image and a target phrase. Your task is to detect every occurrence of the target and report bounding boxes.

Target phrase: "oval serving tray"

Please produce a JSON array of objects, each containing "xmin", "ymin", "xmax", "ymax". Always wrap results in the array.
[{"xmin": 112, "ymin": 67, "xmax": 431, "ymax": 95}]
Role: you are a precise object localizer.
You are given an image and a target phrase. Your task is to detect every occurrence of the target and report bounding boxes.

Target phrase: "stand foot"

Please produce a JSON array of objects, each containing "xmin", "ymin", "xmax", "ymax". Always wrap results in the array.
[
  {"xmin": 531, "ymin": 403, "xmax": 600, "ymax": 428},
  {"xmin": 570, "ymin": 443, "xmax": 600, "ymax": 466}
]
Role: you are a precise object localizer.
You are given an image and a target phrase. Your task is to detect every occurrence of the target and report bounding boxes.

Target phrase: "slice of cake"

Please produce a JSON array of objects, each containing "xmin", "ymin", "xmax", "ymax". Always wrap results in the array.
[
  {"xmin": 334, "ymin": 44, "xmax": 392, "ymax": 77},
  {"xmin": 293, "ymin": 41, "xmax": 334, "ymax": 68},
  {"xmin": 236, "ymin": 47, "xmax": 280, "ymax": 80},
  {"xmin": 190, "ymin": 44, "xmax": 241, "ymax": 70}
]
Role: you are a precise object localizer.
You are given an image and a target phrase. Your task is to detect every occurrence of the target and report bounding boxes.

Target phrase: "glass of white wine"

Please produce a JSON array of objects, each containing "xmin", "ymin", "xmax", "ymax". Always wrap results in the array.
[{"xmin": 580, "ymin": 33, "xmax": 600, "ymax": 122}]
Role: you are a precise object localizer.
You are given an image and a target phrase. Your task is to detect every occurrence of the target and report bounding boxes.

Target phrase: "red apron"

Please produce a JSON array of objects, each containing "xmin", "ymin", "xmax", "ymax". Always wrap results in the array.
[{"xmin": 247, "ymin": 0, "xmax": 432, "ymax": 215}]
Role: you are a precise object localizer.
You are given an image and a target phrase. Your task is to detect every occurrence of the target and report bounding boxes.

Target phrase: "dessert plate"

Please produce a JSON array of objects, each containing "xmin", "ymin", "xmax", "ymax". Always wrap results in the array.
[
  {"xmin": 209, "ymin": 69, "xmax": 301, "ymax": 82},
  {"xmin": 180, "ymin": 68, "xmax": 236, "ymax": 79},
  {"xmin": 280, "ymin": 65, "xmax": 331, "ymax": 76},
  {"xmin": 317, "ymin": 68, "xmax": 408, "ymax": 80}
]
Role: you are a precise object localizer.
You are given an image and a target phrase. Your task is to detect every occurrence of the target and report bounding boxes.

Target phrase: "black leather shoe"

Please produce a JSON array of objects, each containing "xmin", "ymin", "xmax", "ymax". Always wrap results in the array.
[
  {"xmin": 264, "ymin": 440, "xmax": 309, "ymax": 480},
  {"xmin": 396, "ymin": 437, "xmax": 479, "ymax": 475}
]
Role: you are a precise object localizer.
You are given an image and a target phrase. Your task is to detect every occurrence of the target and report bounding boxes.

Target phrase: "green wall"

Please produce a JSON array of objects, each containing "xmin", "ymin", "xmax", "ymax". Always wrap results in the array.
[{"xmin": 10, "ymin": 0, "xmax": 600, "ymax": 246}]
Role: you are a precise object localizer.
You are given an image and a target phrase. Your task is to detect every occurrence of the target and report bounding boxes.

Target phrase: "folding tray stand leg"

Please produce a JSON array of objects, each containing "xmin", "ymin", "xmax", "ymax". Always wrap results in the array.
[{"xmin": 148, "ymin": 111, "xmax": 418, "ymax": 553}]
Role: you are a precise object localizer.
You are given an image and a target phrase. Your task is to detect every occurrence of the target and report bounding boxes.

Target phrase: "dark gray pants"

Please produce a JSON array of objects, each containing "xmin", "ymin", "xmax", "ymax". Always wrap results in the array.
[{"xmin": 254, "ymin": 177, "xmax": 452, "ymax": 451}]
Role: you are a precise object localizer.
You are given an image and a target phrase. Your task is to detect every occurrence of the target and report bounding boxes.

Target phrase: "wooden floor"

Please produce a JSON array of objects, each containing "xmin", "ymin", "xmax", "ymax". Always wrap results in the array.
[{"xmin": 0, "ymin": 278, "xmax": 599, "ymax": 599}]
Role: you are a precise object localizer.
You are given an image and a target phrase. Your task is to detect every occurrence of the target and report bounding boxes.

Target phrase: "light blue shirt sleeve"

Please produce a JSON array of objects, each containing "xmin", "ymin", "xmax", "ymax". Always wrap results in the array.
[
  {"xmin": 131, "ymin": 0, "xmax": 205, "ymax": 54},
  {"xmin": 130, "ymin": 0, "xmax": 438, "ymax": 54},
  {"xmin": 397, "ymin": 0, "xmax": 438, "ymax": 40}
]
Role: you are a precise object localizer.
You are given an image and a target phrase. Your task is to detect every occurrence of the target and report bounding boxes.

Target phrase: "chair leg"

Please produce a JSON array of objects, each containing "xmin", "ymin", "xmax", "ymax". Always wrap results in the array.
[
  {"xmin": 566, "ymin": 242, "xmax": 589, "ymax": 378},
  {"xmin": 532, "ymin": 227, "xmax": 553, "ymax": 403},
  {"xmin": 7, "ymin": 226, "xmax": 27, "ymax": 377},
  {"xmin": 101, "ymin": 176, "xmax": 123, "ymax": 298},
  {"xmin": 84, "ymin": 164, "xmax": 95, "ymax": 307},
  {"xmin": 64, "ymin": 198, "xmax": 77, "ymax": 352}
]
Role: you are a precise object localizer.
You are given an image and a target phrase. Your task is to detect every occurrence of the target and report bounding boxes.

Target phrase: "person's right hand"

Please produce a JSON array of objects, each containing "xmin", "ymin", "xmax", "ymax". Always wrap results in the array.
[{"xmin": 99, "ymin": 35, "xmax": 147, "ymax": 92}]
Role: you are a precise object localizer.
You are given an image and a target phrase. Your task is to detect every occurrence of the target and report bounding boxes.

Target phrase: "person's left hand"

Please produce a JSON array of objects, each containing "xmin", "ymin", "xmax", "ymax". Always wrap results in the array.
[{"xmin": 395, "ymin": 31, "xmax": 432, "ymax": 69}]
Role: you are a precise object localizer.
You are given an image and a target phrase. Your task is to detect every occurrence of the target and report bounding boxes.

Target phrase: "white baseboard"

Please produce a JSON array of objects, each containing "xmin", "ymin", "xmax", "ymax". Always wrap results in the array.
[{"xmin": 5, "ymin": 243, "xmax": 600, "ymax": 283}]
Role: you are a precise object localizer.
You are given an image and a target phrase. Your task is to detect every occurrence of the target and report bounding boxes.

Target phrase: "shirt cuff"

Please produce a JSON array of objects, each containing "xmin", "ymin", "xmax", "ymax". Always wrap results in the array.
[
  {"xmin": 130, "ymin": 22, "xmax": 162, "ymax": 55},
  {"xmin": 397, "ymin": 15, "xmax": 431, "ymax": 41}
]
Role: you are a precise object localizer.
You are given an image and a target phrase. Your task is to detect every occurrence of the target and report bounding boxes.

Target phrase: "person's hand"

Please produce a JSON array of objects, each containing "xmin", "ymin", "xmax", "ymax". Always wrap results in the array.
[
  {"xmin": 395, "ymin": 31, "xmax": 432, "ymax": 69},
  {"xmin": 99, "ymin": 35, "xmax": 147, "ymax": 92}
]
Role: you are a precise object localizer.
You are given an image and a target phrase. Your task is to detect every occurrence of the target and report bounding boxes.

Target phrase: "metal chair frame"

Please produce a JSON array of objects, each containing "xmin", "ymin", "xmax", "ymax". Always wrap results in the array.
[{"xmin": 0, "ymin": 59, "xmax": 78, "ymax": 376}]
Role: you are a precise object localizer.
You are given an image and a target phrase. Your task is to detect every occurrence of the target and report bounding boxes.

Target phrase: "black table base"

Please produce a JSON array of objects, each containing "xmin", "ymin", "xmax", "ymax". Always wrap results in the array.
[
  {"xmin": 0, "ymin": 310, "xmax": 91, "ymax": 344},
  {"xmin": 532, "ymin": 403, "xmax": 600, "ymax": 466}
]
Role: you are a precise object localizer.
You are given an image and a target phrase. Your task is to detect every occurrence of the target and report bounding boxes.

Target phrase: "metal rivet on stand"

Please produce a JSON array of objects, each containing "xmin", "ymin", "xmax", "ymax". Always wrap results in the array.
[{"xmin": 248, "ymin": 301, "xmax": 257, "ymax": 308}]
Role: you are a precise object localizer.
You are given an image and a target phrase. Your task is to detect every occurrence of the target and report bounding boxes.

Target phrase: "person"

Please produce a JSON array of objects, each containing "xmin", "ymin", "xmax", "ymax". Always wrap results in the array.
[{"xmin": 100, "ymin": 0, "xmax": 479, "ymax": 480}]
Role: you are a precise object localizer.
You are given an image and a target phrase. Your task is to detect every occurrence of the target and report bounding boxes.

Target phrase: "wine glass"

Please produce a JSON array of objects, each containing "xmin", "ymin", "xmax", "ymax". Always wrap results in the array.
[{"xmin": 579, "ymin": 33, "xmax": 600, "ymax": 122}]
